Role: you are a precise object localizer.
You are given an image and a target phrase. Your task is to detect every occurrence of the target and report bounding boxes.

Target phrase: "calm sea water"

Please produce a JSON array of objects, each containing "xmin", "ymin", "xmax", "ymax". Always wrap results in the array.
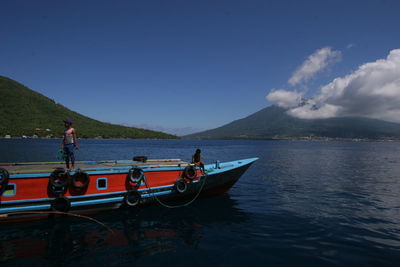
[{"xmin": 1, "ymin": 139, "xmax": 400, "ymax": 266}]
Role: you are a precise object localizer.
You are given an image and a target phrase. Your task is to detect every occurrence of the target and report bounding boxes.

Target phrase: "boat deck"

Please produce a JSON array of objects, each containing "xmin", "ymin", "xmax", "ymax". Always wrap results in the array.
[{"xmin": 0, "ymin": 159, "xmax": 189, "ymax": 174}]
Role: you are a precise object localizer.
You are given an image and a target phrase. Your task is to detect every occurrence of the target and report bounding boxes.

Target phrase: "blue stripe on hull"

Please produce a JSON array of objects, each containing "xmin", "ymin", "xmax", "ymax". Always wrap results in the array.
[{"xmin": 0, "ymin": 204, "xmax": 51, "ymax": 213}]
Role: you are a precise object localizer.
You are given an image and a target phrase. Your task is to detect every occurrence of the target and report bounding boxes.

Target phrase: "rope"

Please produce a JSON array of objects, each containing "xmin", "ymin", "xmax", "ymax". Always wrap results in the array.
[
  {"xmin": 0, "ymin": 211, "xmax": 114, "ymax": 234},
  {"xmin": 144, "ymin": 170, "xmax": 208, "ymax": 209},
  {"xmin": 56, "ymin": 149, "xmax": 66, "ymax": 161}
]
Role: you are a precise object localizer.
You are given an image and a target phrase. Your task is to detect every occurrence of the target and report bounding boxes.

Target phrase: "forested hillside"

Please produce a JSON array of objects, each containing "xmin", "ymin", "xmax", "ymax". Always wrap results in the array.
[{"xmin": 0, "ymin": 76, "xmax": 177, "ymax": 139}]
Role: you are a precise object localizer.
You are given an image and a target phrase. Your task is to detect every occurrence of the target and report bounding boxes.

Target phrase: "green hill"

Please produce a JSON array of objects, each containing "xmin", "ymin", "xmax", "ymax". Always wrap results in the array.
[
  {"xmin": 0, "ymin": 76, "xmax": 177, "ymax": 139},
  {"xmin": 184, "ymin": 105, "xmax": 400, "ymax": 140}
]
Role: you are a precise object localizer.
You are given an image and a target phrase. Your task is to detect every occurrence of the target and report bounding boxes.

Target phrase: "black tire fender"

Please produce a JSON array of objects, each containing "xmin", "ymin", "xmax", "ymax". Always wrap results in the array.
[
  {"xmin": 51, "ymin": 197, "xmax": 71, "ymax": 212},
  {"xmin": 175, "ymin": 178, "xmax": 187, "ymax": 193},
  {"xmin": 124, "ymin": 190, "xmax": 141, "ymax": 207},
  {"xmin": 183, "ymin": 165, "xmax": 197, "ymax": 180},
  {"xmin": 128, "ymin": 168, "xmax": 145, "ymax": 184},
  {"xmin": 50, "ymin": 168, "xmax": 69, "ymax": 188},
  {"xmin": 0, "ymin": 168, "xmax": 9, "ymax": 195},
  {"xmin": 71, "ymin": 170, "xmax": 90, "ymax": 189}
]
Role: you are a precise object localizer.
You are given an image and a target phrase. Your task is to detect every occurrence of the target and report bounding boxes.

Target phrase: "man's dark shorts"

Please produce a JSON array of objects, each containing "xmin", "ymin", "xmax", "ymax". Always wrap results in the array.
[{"xmin": 63, "ymin": 144, "xmax": 75, "ymax": 160}]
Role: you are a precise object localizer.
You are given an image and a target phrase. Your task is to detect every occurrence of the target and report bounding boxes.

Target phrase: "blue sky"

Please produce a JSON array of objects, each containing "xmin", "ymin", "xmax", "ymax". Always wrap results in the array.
[{"xmin": 1, "ymin": 0, "xmax": 400, "ymax": 135}]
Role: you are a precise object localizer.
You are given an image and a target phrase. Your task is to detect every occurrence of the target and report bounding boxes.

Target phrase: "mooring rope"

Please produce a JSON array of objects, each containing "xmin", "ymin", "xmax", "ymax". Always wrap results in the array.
[
  {"xmin": 56, "ymin": 149, "xmax": 67, "ymax": 161},
  {"xmin": 0, "ymin": 211, "xmax": 114, "ymax": 234},
  {"xmin": 144, "ymin": 170, "xmax": 208, "ymax": 209}
]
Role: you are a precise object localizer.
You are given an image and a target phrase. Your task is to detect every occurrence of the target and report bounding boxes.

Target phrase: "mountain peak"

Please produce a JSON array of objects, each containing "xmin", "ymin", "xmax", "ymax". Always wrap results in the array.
[{"xmin": 184, "ymin": 105, "xmax": 400, "ymax": 140}]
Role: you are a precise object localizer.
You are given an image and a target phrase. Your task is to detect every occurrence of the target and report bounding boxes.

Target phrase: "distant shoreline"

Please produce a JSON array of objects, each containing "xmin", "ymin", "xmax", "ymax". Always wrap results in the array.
[
  {"xmin": 1, "ymin": 136, "xmax": 400, "ymax": 142},
  {"xmin": 0, "ymin": 137, "xmax": 180, "ymax": 140}
]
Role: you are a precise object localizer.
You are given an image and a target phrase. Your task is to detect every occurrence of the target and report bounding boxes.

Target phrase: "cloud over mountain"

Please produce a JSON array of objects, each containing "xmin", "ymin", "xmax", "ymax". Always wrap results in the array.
[
  {"xmin": 288, "ymin": 47, "xmax": 342, "ymax": 86},
  {"xmin": 266, "ymin": 89, "xmax": 303, "ymax": 109},
  {"xmin": 267, "ymin": 48, "xmax": 400, "ymax": 123}
]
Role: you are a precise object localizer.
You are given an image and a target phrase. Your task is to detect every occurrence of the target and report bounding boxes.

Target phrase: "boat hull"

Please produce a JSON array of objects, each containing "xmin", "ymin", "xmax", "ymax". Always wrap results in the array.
[{"xmin": 0, "ymin": 158, "xmax": 258, "ymax": 222}]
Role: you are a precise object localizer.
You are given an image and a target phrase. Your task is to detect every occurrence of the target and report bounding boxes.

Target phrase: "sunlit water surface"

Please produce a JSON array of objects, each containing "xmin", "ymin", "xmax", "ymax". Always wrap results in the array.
[{"xmin": 1, "ymin": 139, "xmax": 400, "ymax": 266}]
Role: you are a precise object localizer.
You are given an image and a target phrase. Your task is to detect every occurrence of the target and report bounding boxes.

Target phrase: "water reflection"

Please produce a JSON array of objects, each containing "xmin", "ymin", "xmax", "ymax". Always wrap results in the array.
[{"xmin": 0, "ymin": 195, "xmax": 248, "ymax": 265}]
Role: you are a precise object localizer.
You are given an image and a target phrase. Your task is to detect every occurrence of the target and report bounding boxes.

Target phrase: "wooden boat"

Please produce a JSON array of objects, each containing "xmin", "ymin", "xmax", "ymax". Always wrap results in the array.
[{"xmin": 0, "ymin": 157, "xmax": 258, "ymax": 222}]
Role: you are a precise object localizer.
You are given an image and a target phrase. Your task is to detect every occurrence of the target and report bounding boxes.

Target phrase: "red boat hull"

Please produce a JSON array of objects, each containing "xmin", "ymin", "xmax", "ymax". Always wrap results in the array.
[{"xmin": 0, "ymin": 158, "xmax": 258, "ymax": 222}]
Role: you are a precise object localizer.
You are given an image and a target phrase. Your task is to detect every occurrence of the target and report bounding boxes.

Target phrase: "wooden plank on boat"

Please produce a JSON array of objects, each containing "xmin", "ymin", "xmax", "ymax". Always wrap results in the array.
[
  {"xmin": 145, "ymin": 159, "xmax": 182, "ymax": 162},
  {"xmin": 2, "ymin": 158, "xmax": 190, "ymax": 175}
]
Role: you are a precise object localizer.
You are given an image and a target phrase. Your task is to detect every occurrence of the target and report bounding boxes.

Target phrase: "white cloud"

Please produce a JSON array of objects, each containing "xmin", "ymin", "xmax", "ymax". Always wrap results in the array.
[
  {"xmin": 287, "ymin": 101, "xmax": 342, "ymax": 119},
  {"xmin": 288, "ymin": 47, "xmax": 342, "ymax": 86},
  {"xmin": 285, "ymin": 49, "xmax": 400, "ymax": 122},
  {"xmin": 266, "ymin": 89, "xmax": 303, "ymax": 108}
]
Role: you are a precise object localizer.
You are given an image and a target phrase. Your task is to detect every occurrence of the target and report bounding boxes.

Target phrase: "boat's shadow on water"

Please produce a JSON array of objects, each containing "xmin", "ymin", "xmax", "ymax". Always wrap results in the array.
[{"xmin": 0, "ymin": 195, "xmax": 249, "ymax": 265}]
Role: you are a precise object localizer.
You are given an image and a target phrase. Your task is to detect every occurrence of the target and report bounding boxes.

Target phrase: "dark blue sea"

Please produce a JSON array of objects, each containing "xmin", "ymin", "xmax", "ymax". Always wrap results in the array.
[{"xmin": 1, "ymin": 139, "xmax": 400, "ymax": 266}]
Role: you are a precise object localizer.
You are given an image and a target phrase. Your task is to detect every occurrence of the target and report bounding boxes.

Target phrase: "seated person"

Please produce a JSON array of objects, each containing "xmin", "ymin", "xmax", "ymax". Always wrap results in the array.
[{"xmin": 192, "ymin": 149, "xmax": 205, "ymax": 172}]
